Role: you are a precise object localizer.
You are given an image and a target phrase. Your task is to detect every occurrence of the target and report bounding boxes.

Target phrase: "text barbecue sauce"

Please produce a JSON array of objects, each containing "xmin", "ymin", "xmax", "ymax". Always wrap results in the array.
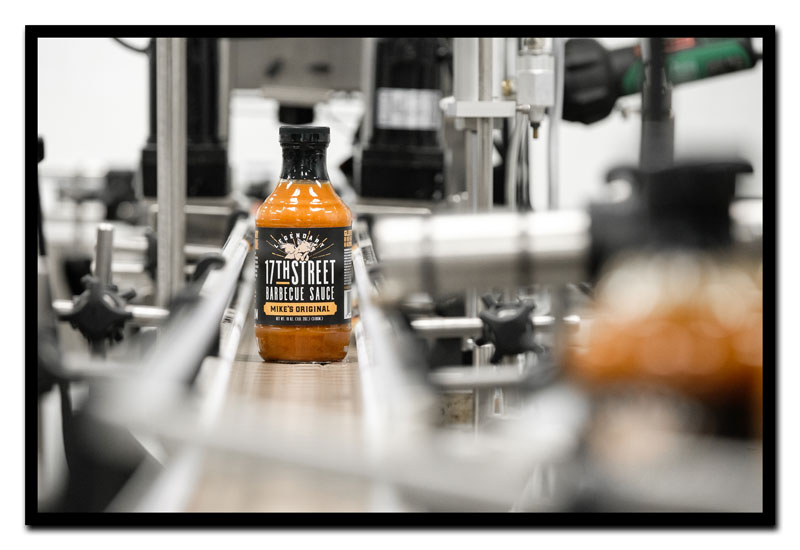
[{"xmin": 255, "ymin": 126, "xmax": 353, "ymax": 362}]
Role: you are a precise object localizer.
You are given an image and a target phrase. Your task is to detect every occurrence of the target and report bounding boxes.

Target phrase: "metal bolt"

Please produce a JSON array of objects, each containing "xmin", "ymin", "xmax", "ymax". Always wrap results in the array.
[
  {"xmin": 501, "ymin": 79, "xmax": 515, "ymax": 97},
  {"xmin": 523, "ymin": 37, "xmax": 546, "ymax": 51}
]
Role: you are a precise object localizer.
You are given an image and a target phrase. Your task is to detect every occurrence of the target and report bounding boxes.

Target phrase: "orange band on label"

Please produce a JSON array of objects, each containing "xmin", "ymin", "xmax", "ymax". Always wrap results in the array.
[{"xmin": 263, "ymin": 302, "xmax": 338, "ymax": 316}]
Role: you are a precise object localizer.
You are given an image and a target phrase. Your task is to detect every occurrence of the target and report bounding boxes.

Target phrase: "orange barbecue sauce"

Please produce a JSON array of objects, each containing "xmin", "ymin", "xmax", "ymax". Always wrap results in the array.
[
  {"xmin": 565, "ymin": 254, "xmax": 762, "ymax": 435},
  {"xmin": 255, "ymin": 127, "xmax": 352, "ymax": 362}
]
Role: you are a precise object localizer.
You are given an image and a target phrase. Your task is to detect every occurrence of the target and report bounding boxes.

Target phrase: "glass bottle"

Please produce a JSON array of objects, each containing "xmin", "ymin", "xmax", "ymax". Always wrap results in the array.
[{"xmin": 254, "ymin": 126, "xmax": 353, "ymax": 362}]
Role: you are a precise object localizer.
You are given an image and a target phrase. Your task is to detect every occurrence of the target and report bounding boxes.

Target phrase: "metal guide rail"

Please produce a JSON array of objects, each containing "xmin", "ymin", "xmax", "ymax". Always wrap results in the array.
[
  {"xmin": 100, "ymin": 221, "xmax": 582, "ymax": 512},
  {"xmin": 56, "ymin": 211, "xmax": 756, "ymax": 513}
]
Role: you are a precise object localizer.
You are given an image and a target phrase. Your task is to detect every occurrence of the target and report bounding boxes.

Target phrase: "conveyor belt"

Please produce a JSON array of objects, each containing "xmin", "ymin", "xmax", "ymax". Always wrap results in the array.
[
  {"xmin": 224, "ymin": 325, "xmax": 363, "ymax": 418},
  {"xmin": 183, "ymin": 318, "xmax": 379, "ymax": 512}
]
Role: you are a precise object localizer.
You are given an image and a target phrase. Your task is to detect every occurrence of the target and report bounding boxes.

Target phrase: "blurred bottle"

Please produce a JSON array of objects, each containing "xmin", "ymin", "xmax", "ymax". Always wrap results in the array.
[{"xmin": 567, "ymin": 251, "xmax": 762, "ymax": 439}]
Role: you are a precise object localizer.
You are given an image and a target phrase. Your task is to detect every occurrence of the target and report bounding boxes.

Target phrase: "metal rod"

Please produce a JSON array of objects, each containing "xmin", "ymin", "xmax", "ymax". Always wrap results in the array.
[
  {"xmin": 100, "ymin": 387, "xmax": 564, "ymax": 511},
  {"xmin": 87, "ymin": 227, "xmax": 582, "ymax": 512},
  {"xmin": 476, "ymin": 37, "xmax": 494, "ymax": 212},
  {"xmin": 429, "ymin": 365, "xmax": 528, "ymax": 390},
  {"xmin": 411, "ymin": 315, "xmax": 580, "ymax": 339},
  {"xmin": 200, "ymin": 217, "xmax": 251, "ymax": 297},
  {"xmin": 478, "ymin": 38, "xmax": 493, "ymax": 107},
  {"xmin": 94, "ymin": 223, "xmax": 114, "ymax": 286},
  {"xmin": 170, "ymin": 38, "xmax": 188, "ymax": 296},
  {"xmin": 112, "ymin": 262, "xmax": 147, "ymax": 275},
  {"xmin": 52, "ymin": 300, "xmax": 169, "ymax": 327},
  {"xmin": 639, "ymin": 37, "xmax": 674, "ymax": 172},
  {"xmin": 352, "ymin": 201, "xmax": 432, "ymax": 217},
  {"xmin": 115, "ymin": 237, "xmax": 221, "ymax": 261},
  {"xmin": 91, "ymin": 220, "xmax": 251, "ymax": 428},
  {"xmin": 114, "ymin": 262, "xmax": 256, "ymax": 513},
  {"xmin": 453, "ymin": 38, "xmax": 478, "ymax": 101},
  {"xmin": 465, "ymin": 131, "xmax": 477, "ymax": 213},
  {"xmin": 470, "ymin": 37, "xmax": 497, "ymax": 430},
  {"xmin": 373, "ymin": 210, "xmax": 591, "ymax": 296},
  {"xmin": 548, "ymin": 37, "xmax": 565, "ymax": 210},
  {"xmin": 505, "ymin": 110, "xmax": 528, "ymax": 210},
  {"xmin": 360, "ymin": 37, "xmax": 378, "ymax": 148},
  {"xmin": 217, "ymin": 265, "xmax": 254, "ymax": 366},
  {"xmin": 352, "ymin": 248, "xmax": 436, "ymax": 424},
  {"xmin": 156, "ymin": 37, "xmax": 187, "ymax": 307},
  {"xmin": 217, "ymin": 38, "xmax": 230, "ymax": 143},
  {"xmin": 59, "ymin": 221, "xmax": 251, "ymax": 331},
  {"xmin": 473, "ymin": 343, "xmax": 494, "ymax": 430},
  {"xmin": 415, "ymin": 317, "xmax": 484, "ymax": 339},
  {"xmin": 155, "ymin": 37, "xmax": 171, "ymax": 306}
]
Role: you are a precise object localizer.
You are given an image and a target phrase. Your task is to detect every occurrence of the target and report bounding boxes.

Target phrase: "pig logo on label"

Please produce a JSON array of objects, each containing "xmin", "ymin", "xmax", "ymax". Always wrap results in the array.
[
  {"xmin": 269, "ymin": 231, "xmax": 329, "ymax": 263},
  {"xmin": 280, "ymin": 239, "xmax": 317, "ymax": 262}
]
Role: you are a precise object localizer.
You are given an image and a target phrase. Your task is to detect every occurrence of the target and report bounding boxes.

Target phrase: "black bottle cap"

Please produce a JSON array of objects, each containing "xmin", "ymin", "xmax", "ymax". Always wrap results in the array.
[{"xmin": 279, "ymin": 126, "xmax": 330, "ymax": 146}]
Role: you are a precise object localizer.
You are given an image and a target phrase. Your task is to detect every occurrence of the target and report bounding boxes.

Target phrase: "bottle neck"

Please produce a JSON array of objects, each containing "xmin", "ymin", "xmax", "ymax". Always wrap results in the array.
[{"xmin": 280, "ymin": 146, "xmax": 330, "ymax": 181}]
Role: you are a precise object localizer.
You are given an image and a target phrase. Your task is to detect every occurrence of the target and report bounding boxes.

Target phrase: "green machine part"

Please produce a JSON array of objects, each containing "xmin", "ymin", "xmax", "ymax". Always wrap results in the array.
[{"xmin": 619, "ymin": 38, "xmax": 758, "ymax": 96}]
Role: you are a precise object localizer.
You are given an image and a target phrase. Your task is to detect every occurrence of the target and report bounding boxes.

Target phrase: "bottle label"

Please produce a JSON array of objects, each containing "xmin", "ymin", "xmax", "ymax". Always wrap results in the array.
[{"xmin": 254, "ymin": 226, "xmax": 352, "ymax": 326}]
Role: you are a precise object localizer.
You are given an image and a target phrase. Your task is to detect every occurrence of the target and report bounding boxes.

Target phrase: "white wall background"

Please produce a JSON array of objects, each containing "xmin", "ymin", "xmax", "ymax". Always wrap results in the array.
[
  {"xmin": 37, "ymin": 37, "xmax": 763, "ymax": 207},
  {"xmin": 37, "ymin": 38, "xmax": 151, "ymax": 175}
]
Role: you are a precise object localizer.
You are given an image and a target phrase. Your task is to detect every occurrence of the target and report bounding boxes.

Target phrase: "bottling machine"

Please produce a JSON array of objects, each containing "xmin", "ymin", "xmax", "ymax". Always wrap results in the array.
[{"xmin": 33, "ymin": 33, "xmax": 768, "ymax": 518}]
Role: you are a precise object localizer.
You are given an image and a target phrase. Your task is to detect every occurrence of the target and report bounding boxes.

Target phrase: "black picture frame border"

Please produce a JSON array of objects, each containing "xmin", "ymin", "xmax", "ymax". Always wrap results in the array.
[{"xmin": 25, "ymin": 24, "xmax": 777, "ymax": 529}]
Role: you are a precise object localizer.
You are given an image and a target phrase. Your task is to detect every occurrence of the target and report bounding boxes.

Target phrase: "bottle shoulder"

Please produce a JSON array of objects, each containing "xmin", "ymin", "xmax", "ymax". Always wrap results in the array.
[{"xmin": 256, "ymin": 180, "xmax": 352, "ymax": 228}]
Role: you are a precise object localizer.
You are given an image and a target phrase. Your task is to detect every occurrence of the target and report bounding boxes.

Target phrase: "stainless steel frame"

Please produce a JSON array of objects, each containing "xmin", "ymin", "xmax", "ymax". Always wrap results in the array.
[{"xmin": 155, "ymin": 37, "xmax": 187, "ymax": 307}]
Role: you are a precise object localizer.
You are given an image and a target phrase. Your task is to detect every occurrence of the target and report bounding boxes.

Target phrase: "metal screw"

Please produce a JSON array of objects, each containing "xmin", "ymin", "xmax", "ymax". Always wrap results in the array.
[
  {"xmin": 523, "ymin": 37, "xmax": 546, "ymax": 51},
  {"xmin": 501, "ymin": 79, "xmax": 515, "ymax": 97}
]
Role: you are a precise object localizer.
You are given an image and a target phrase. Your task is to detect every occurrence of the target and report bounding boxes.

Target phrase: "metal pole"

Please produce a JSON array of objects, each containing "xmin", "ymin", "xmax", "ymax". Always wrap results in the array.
[
  {"xmin": 37, "ymin": 257, "xmax": 60, "ymax": 501},
  {"xmin": 429, "ymin": 365, "xmax": 529, "ymax": 390},
  {"xmin": 113, "ymin": 265, "xmax": 256, "ymax": 513},
  {"xmin": 505, "ymin": 110, "xmax": 527, "ymax": 210},
  {"xmin": 453, "ymin": 38, "xmax": 479, "ymax": 101},
  {"xmin": 156, "ymin": 37, "xmax": 187, "ymax": 307},
  {"xmin": 639, "ymin": 37, "xmax": 674, "ymax": 171},
  {"xmin": 476, "ymin": 37, "xmax": 494, "ymax": 212},
  {"xmin": 360, "ymin": 38, "xmax": 378, "ymax": 149},
  {"xmin": 170, "ymin": 37, "xmax": 188, "ymax": 301},
  {"xmin": 93, "ymin": 231, "xmax": 251, "ymax": 428},
  {"xmin": 472, "ymin": 38, "xmax": 496, "ymax": 430},
  {"xmin": 454, "ymin": 37, "xmax": 479, "ymax": 218},
  {"xmin": 52, "ymin": 300, "xmax": 169, "ymax": 327},
  {"xmin": 352, "ymin": 248, "xmax": 436, "ymax": 424},
  {"xmin": 372, "ymin": 210, "xmax": 591, "ymax": 296},
  {"xmin": 94, "ymin": 223, "xmax": 114, "ymax": 286},
  {"xmin": 410, "ymin": 315, "xmax": 580, "ymax": 339},
  {"xmin": 114, "ymin": 237, "xmax": 220, "ymax": 261},
  {"xmin": 217, "ymin": 38, "xmax": 230, "ymax": 144},
  {"xmin": 199, "ymin": 217, "xmax": 250, "ymax": 297},
  {"xmin": 548, "ymin": 37, "xmax": 565, "ymax": 210},
  {"xmin": 155, "ymin": 38, "xmax": 171, "ymax": 306}
]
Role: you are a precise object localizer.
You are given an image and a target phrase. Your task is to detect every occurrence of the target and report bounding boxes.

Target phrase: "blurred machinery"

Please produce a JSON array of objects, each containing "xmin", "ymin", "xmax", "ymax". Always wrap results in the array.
[
  {"xmin": 354, "ymin": 37, "xmax": 449, "ymax": 201},
  {"xmin": 35, "ymin": 35, "xmax": 765, "ymax": 515}
]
